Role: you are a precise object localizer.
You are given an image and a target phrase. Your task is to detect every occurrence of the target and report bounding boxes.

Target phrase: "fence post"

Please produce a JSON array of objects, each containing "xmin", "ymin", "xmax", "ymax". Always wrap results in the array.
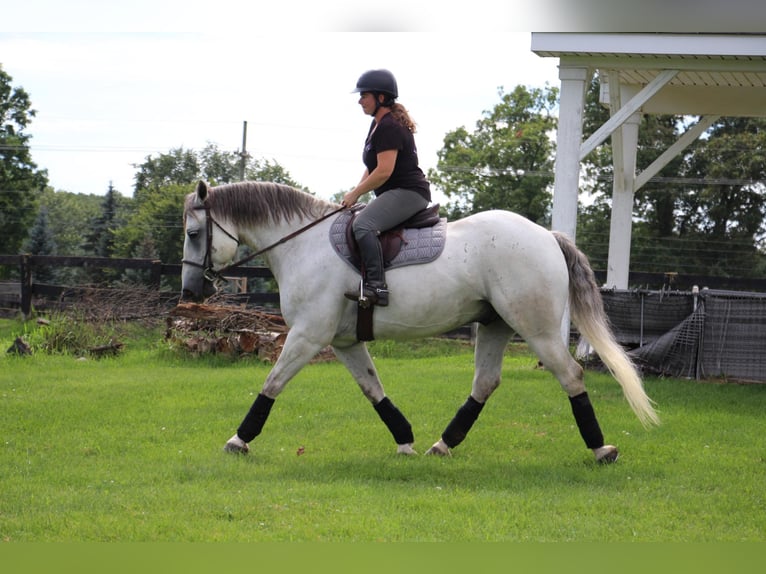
[
  {"xmin": 150, "ymin": 260, "xmax": 162, "ymax": 290},
  {"xmin": 20, "ymin": 254, "xmax": 32, "ymax": 318}
]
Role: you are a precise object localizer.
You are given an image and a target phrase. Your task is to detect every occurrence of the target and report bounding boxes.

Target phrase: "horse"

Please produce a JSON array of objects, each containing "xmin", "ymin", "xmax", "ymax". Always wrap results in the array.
[{"xmin": 181, "ymin": 181, "xmax": 659, "ymax": 463}]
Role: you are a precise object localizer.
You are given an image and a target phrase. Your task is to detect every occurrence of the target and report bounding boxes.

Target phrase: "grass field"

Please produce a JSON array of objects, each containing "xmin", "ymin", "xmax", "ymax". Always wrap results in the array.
[{"xmin": 1, "ymin": 318, "xmax": 765, "ymax": 542}]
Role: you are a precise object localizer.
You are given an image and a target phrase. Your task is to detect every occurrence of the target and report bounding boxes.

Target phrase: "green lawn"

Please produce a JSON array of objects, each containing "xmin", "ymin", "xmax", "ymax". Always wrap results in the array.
[{"xmin": 1, "ymin": 319, "xmax": 765, "ymax": 542}]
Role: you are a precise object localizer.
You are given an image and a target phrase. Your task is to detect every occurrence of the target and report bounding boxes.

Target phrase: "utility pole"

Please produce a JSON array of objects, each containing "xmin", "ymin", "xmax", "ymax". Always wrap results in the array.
[{"xmin": 239, "ymin": 120, "xmax": 250, "ymax": 181}]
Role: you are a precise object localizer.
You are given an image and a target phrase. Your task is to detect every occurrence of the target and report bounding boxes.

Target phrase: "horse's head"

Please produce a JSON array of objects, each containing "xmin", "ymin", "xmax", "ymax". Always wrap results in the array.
[{"xmin": 181, "ymin": 181, "xmax": 240, "ymax": 302}]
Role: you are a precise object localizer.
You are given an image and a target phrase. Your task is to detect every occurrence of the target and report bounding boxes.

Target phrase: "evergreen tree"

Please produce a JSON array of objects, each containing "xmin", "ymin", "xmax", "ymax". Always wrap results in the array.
[
  {"xmin": 81, "ymin": 182, "xmax": 125, "ymax": 284},
  {"xmin": 22, "ymin": 205, "xmax": 57, "ymax": 283},
  {"xmin": 83, "ymin": 182, "xmax": 121, "ymax": 257}
]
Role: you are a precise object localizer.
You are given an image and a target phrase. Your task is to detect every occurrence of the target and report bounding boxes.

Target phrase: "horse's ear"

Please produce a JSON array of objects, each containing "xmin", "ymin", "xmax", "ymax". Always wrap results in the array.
[{"xmin": 195, "ymin": 180, "xmax": 209, "ymax": 202}]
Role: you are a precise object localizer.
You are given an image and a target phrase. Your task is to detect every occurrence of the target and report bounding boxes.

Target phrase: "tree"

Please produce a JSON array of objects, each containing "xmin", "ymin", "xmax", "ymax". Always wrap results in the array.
[
  {"xmin": 22, "ymin": 205, "xmax": 57, "ymax": 283},
  {"xmin": 132, "ymin": 144, "xmax": 304, "ymax": 197},
  {"xmin": 0, "ymin": 66, "xmax": 49, "ymax": 262},
  {"xmin": 38, "ymin": 187, "xmax": 103, "ymax": 256},
  {"xmin": 245, "ymin": 157, "xmax": 305, "ymax": 190},
  {"xmin": 132, "ymin": 147, "xmax": 201, "ymax": 200},
  {"xmin": 429, "ymin": 76, "xmax": 765, "ymax": 279},
  {"xmin": 428, "ymin": 85, "xmax": 558, "ymax": 224},
  {"xmin": 82, "ymin": 182, "xmax": 124, "ymax": 258},
  {"xmin": 36, "ymin": 187, "xmax": 105, "ymax": 285},
  {"xmin": 576, "ymin": 74, "xmax": 766, "ymax": 278},
  {"xmin": 113, "ymin": 182, "xmax": 188, "ymax": 268},
  {"xmin": 681, "ymin": 118, "xmax": 766, "ymax": 234},
  {"xmin": 199, "ymin": 143, "xmax": 240, "ymax": 184},
  {"xmin": 113, "ymin": 146, "xmax": 304, "ymax": 281},
  {"xmin": 22, "ymin": 205, "xmax": 56, "ymax": 254}
]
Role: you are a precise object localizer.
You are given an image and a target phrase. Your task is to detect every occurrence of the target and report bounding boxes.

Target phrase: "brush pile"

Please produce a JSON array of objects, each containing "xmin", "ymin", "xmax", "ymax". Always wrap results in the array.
[{"xmin": 166, "ymin": 302, "xmax": 290, "ymax": 362}]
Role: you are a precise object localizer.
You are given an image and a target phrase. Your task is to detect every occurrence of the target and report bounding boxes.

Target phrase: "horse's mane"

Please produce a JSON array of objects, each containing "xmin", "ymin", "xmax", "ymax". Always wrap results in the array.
[{"xmin": 185, "ymin": 182, "xmax": 338, "ymax": 226}]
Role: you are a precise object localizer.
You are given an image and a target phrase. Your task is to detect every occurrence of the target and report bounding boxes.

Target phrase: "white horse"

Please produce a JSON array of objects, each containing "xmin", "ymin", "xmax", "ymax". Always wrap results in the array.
[{"xmin": 181, "ymin": 181, "xmax": 658, "ymax": 463}]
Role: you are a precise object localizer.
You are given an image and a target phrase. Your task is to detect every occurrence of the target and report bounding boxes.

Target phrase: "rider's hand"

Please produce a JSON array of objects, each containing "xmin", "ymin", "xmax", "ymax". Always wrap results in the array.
[{"xmin": 341, "ymin": 190, "xmax": 358, "ymax": 208}]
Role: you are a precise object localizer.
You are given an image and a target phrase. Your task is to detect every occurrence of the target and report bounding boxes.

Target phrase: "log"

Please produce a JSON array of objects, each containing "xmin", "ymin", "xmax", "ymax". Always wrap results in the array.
[
  {"xmin": 169, "ymin": 302, "xmax": 287, "ymax": 332},
  {"xmin": 166, "ymin": 303, "xmax": 290, "ymax": 362},
  {"xmin": 88, "ymin": 340, "xmax": 124, "ymax": 357}
]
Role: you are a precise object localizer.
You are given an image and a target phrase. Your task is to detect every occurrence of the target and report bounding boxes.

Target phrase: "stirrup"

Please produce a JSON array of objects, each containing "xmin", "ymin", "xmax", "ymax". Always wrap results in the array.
[{"xmin": 345, "ymin": 280, "xmax": 389, "ymax": 307}]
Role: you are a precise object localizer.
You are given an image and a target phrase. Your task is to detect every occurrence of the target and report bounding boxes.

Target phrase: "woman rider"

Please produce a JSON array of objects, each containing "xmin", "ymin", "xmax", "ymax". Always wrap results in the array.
[{"xmin": 341, "ymin": 69, "xmax": 432, "ymax": 307}]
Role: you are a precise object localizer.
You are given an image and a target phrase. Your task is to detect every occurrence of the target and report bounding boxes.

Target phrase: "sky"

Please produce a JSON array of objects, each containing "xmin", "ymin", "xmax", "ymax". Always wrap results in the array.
[
  {"xmin": 2, "ymin": 1, "xmax": 763, "ymax": 201},
  {"xmin": 1, "ymin": 31, "xmax": 559, "ymax": 201}
]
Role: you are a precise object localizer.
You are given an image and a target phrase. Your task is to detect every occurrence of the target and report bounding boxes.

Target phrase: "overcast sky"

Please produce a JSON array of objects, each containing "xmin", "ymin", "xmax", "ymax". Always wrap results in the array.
[
  {"xmin": 2, "ymin": 1, "xmax": 762, "ymax": 201},
  {"xmin": 1, "ymin": 29, "xmax": 559, "ymax": 201}
]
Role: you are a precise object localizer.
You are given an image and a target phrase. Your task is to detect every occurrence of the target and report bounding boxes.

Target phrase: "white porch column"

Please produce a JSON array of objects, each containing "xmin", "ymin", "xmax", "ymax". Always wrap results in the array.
[
  {"xmin": 605, "ymin": 111, "xmax": 641, "ymax": 289},
  {"xmin": 551, "ymin": 65, "xmax": 590, "ymax": 343},
  {"xmin": 551, "ymin": 65, "xmax": 590, "ymax": 241}
]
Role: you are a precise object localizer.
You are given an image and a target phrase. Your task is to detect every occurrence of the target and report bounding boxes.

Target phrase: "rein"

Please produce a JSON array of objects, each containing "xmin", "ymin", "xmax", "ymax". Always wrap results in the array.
[{"xmin": 184, "ymin": 202, "xmax": 347, "ymax": 284}]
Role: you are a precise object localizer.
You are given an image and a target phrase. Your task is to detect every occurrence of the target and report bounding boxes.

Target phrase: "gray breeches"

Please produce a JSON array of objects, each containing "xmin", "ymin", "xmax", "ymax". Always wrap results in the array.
[{"xmin": 352, "ymin": 188, "xmax": 429, "ymax": 239}]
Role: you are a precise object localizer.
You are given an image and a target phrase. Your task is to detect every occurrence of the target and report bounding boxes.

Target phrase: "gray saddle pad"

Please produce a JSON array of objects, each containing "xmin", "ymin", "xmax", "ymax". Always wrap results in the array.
[{"xmin": 329, "ymin": 209, "xmax": 447, "ymax": 273}]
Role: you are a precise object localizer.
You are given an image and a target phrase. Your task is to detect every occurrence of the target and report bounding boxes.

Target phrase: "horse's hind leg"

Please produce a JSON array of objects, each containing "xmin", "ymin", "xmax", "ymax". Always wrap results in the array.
[
  {"xmin": 525, "ymin": 332, "xmax": 618, "ymax": 463},
  {"xmin": 332, "ymin": 342, "xmax": 416, "ymax": 455},
  {"xmin": 426, "ymin": 320, "xmax": 513, "ymax": 456}
]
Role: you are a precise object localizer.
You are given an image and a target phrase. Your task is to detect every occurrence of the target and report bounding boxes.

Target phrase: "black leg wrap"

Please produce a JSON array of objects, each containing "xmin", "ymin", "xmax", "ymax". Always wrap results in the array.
[
  {"xmin": 569, "ymin": 392, "xmax": 605, "ymax": 449},
  {"xmin": 373, "ymin": 397, "xmax": 414, "ymax": 445},
  {"xmin": 442, "ymin": 396, "xmax": 485, "ymax": 449},
  {"xmin": 237, "ymin": 393, "xmax": 275, "ymax": 443}
]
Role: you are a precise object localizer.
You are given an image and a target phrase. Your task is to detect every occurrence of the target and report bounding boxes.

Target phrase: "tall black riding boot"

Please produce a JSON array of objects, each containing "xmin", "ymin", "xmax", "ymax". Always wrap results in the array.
[{"xmin": 345, "ymin": 231, "xmax": 389, "ymax": 306}]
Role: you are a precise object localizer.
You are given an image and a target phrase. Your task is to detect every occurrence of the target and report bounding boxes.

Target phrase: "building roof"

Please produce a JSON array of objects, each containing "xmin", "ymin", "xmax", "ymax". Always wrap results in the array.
[{"xmin": 532, "ymin": 33, "xmax": 766, "ymax": 115}]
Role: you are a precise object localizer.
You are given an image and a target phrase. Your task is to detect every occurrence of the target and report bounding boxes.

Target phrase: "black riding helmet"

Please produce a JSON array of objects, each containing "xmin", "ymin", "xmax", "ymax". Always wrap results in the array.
[{"xmin": 353, "ymin": 69, "xmax": 398, "ymax": 109}]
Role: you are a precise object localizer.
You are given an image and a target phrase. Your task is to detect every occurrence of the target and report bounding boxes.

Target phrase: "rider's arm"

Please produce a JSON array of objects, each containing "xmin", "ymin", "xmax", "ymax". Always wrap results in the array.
[{"xmin": 342, "ymin": 149, "xmax": 397, "ymax": 207}]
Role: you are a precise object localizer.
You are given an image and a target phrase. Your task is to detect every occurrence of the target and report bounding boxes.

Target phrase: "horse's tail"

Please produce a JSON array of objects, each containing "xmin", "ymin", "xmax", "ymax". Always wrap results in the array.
[{"xmin": 553, "ymin": 231, "xmax": 660, "ymax": 428}]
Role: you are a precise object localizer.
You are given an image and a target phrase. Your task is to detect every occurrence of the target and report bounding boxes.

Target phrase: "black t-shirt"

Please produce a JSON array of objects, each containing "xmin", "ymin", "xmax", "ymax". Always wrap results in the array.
[{"xmin": 362, "ymin": 113, "xmax": 431, "ymax": 201}]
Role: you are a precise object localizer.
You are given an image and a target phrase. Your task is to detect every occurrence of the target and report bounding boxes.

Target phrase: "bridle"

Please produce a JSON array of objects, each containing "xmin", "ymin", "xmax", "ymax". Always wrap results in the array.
[
  {"xmin": 181, "ymin": 202, "xmax": 240, "ymax": 287},
  {"xmin": 182, "ymin": 200, "xmax": 347, "ymax": 287}
]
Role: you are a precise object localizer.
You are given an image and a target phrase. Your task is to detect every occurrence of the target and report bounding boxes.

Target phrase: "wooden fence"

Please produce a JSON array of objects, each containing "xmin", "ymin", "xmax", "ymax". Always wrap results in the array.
[
  {"xmin": 2, "ymin": 253, "xmax": 765, "ymax": 318},
  {"xmin": 3, "ymin": 254, "xmax": 766, "ymax": 381},
  {"xmin": 0, "ymin": 254, "xmax": 277, "ymax": 317}
]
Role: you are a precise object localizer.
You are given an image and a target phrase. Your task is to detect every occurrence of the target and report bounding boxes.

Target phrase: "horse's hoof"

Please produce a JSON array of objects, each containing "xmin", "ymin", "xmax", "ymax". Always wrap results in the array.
[
  {"xmin": 425, "ymin": 440, "xmax": 451, "ymax": 456},
  {"xmin": 223, "ymin": 438, "xmax": 249, "ymax": 454},
  {"xmin": 397, "ymin": 443, "xmax": 417, "ymax": 455},
  {"xmin": 594, "ymin": 445, "xmax": 619, "ymax": 464}
]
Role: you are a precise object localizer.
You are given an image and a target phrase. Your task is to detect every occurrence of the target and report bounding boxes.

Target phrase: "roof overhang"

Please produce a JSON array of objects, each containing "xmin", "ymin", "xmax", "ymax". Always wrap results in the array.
[{"xmin": 532, "ymin": 33, "xmax": 766, "ymax": 116}]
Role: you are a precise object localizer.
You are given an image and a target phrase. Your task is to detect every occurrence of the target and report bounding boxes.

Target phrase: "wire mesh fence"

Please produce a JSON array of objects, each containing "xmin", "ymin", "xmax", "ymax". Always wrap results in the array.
[{"xmin": 602, "ymin": 288, "xmax": 766, "ymax": 383}]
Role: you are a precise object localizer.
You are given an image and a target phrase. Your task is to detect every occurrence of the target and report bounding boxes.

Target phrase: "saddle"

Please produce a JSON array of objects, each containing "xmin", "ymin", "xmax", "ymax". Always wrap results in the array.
[
  {"xmin": 329, "ymin": 204, "xmax": 446, "ymax": 343},
  {"xmin": 332, "ymin": 204, "xmax": 445, "ymax": 273}
]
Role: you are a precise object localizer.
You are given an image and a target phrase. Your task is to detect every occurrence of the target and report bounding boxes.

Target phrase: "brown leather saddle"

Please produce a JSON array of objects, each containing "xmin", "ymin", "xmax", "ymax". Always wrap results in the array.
[{"xmin": 344, "ymin": 203, "xmax": 442, "ymax": 270}]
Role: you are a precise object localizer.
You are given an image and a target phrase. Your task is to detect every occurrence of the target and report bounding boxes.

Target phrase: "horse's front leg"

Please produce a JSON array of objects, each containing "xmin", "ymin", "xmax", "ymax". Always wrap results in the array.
[
  {"xmin": 332, "ymin": 342, "xmax": 416, "ymax": 455},
  {"xmin": 224, "ymin": 329, "xmax": 325, "ymax": 454}
]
